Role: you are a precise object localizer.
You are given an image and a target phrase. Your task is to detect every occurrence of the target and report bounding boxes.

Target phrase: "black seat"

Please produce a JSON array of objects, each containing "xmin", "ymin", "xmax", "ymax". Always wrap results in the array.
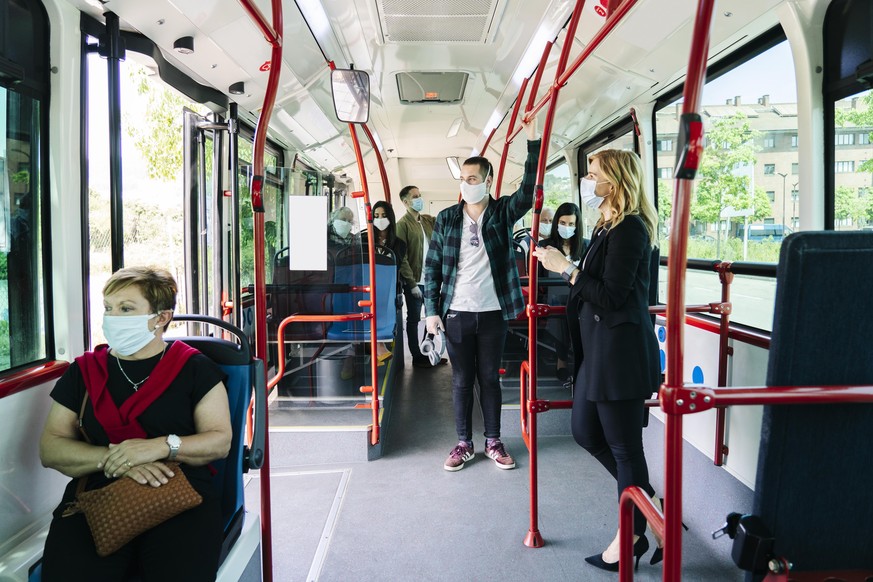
[{"xmin": 750, "ymin": 231, "xmax": 873, "ymax": 576}]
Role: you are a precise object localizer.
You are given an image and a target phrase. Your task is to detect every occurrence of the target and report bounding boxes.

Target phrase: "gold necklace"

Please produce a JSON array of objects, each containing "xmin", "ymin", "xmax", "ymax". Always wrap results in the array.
[{"xmin": 116, "ymin": 344, "xmax": 167, "ymax": 391}]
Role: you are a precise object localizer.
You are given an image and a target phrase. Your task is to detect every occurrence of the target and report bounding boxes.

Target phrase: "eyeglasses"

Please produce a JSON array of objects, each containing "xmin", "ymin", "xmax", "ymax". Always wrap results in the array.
[{"xmin": 469, "ymin": 222, "xmax": 480, "ymax": 247}]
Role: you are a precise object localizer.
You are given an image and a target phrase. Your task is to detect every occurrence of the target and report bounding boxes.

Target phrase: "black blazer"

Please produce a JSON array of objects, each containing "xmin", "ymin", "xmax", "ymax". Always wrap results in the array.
[{"xmin": 567, "ymin": 214, "xmax": 659, "ymax": 401}]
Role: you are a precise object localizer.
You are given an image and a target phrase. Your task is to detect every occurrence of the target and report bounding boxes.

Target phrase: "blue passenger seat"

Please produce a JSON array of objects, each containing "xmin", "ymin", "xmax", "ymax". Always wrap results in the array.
[
  {"xmin": 749, "ymin": 231, "xmax": 873, "ymax": 577},
  {"xmin": 327, "ymin": 247, "xmax": 397, "ymax": 341}
]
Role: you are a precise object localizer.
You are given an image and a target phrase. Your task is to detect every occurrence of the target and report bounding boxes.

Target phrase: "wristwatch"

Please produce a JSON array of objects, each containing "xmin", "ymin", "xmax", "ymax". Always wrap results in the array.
[
  {"xmin": 561, "ymin": 263, "xmax": 578, "ymax": 283},
  {"xmin": 166, "ymin": 434, "xmax": 182, "ymax": 460}
]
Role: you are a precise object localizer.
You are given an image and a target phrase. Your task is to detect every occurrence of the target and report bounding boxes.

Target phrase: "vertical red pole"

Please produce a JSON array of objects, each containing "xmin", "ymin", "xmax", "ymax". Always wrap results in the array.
[
  {"xmin": 713, "ymin": 262, "xmax": 733, "ymax": 466},
  {"xmin": 494, "ymin": 77, "xmax": 530, "ymax": 199},
  {"xmin": 523, "ymin": 0, "xmax": 585, "ymax": 548},
  {"xmin": 237, "ymin": 0, "xmax": 282, "ymax": 578},
  {"xmin": 662, "ymin": 0, "xmax": 715, "ymax": 579}
]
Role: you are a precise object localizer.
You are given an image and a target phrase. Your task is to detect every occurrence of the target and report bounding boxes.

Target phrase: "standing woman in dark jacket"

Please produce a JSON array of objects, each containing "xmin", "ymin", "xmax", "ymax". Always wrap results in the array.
[{"xmin": 533, "ymin": 149, "xmax": 661, "ymax": 571}]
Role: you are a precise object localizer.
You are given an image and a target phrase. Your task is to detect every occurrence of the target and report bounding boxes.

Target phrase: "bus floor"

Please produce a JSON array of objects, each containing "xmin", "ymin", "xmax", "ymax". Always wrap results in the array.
[{"xmin": 250, "ymin": 349, "xmax": 751, "ymax": 581}]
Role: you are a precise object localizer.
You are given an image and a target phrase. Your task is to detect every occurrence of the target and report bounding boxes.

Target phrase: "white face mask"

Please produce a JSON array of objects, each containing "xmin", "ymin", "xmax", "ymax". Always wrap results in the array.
[
  {"xmin": 558, "ymin": 225, "xmax": 576, "ymax": 239},
  {"xmin": 333, "ymin": 219, "xmax": 352, "ymax": 238},
  {"xmin": 411, "ymin": 198, "xmax": 424, "ymax": 212},
  {"xmin": 580, "ymin": 177, "xmax": 607, "ymax": 210},
  {"xmin": 539, "ymin": 222, "xmax": 552, "ymax": 238},
  {"xmin": 460, "ymin": 181, "xmax": 488, "ymax": 205},
  {"xmin": 103, "ymin": 314, "xmax": 160, "ymax": 356},
  {"xmin": 373, "ymin": 217, "xmax": 390, "ymax": 231}
]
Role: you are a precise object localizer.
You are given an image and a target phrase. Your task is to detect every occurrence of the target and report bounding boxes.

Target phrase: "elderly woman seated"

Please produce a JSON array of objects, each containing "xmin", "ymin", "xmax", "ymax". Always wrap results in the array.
[{"xmin": 39, "ymin": 266, "xmax": 232, "ymax": 582}]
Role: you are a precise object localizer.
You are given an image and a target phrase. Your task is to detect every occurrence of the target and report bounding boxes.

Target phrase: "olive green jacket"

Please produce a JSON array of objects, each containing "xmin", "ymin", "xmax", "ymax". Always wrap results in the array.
[{"xmin": 396, "ymin": 212, "xmax": 436, "ymax": 291}]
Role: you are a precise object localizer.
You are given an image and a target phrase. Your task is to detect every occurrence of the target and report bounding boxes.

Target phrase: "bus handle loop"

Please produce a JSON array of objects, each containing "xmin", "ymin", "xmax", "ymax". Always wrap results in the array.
[{"xmin": 673, "ymin": 112, "xmax": 704, "ymax": 180}]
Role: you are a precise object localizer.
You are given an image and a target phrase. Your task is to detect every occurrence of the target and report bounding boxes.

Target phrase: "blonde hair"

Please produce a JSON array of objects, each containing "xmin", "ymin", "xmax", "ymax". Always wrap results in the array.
[
  {"xmin": 103, "ymin": 266, "xmax": 178, "ymax": 314},
  {"xmin": 588, "ymin": 149, "xmax": 658, "ymax": 245}
]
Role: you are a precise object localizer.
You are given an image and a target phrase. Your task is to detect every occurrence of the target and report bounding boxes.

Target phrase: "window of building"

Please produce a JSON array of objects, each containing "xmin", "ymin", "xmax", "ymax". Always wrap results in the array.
[
  {"xmin": 836, "ymin": 132, "xmax": 855, "ymax": 145},
  {"xmin": 791, "ymin": 134, "xmax": 798, "ymax": 147},
  {"xmin": 792, "ymin": 162, "xmax": 799, "ymax": 175},
  {"xmin": 657, "ymin": 139, "xmax": 673, "ymax": 151},
  {"xmin": 763, "ymin": 164, "xmax": 776, "ymax": 175},
  {"xmin": 859, "ymin": 132, "xmax": 871, "ymax": 145},
  {"xmin": 763, "ymin": 135, "xmax": 776, "ymax": 148},
  {"xmin": 1, "ymin": 0, "xmax": 50, "ymax": 373},
  {"xmin": 766, "ymin": 190, "xmax": 776, "ymax": 202},
  {"xmin": 658, "ymin": 167, "xmax": 672, "ymax": 179},
  {"xmin": 835, "ymin": 160, "xmax": 855, "ymax": 173}
]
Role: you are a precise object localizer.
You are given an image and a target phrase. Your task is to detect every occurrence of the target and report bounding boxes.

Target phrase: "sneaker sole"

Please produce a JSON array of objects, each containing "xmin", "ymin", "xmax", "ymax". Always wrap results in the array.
[
  {"xmin": 490, "ymin": 458, "xmax": 516, "ymax": 470},
  {"xmin": 443, "ymin": 453, "xmax": 474, "ymax": 472}
]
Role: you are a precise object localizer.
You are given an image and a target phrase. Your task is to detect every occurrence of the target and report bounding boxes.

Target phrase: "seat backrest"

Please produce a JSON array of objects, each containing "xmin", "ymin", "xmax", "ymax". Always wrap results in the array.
[
  {"xmin": 752, "ymin": 231, "xmax": 873, "ymax": 573},
  {"xmin": 269, "ymin": 247, "xmax": 334, "ymax": 341},
  {"xmin": 327, "ymin": 248, "xmax": 398, "ymax": 341}
]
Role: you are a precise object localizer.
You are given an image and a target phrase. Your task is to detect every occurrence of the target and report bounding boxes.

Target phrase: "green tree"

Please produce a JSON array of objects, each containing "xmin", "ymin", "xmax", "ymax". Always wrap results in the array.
[
  {"xmin": 834, "ymin": 185, "xmax": 866, "ymax": 228},
  {"xmin": 125, "ymin": 65, "xmax": 208, "ymax": 181},
  {"xmin": 657, "ymin": 180, "xmax": 672, "ymax": 233}
]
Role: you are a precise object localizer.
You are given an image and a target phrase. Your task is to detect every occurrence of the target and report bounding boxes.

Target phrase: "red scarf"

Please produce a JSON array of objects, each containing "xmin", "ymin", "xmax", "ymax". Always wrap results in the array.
[{"xmin": 76, "ymin": 341, "xmax": 199, "ymax": 442}]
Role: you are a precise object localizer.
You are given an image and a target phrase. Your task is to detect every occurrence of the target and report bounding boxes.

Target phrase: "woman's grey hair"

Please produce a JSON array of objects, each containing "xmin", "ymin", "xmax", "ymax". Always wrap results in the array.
[{"xmin": 330, "ymin": 206, "xmax": 355, "ymax": 222}]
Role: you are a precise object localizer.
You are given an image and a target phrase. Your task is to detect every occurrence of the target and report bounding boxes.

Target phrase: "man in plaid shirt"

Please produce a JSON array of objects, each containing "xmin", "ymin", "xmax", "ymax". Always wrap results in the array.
[{"xmin": 425, "ymin": 120, "xmax": 541, "ymax": 471}]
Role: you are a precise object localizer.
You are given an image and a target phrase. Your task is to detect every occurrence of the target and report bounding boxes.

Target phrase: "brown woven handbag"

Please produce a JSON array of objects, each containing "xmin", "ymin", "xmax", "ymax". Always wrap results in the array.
[
  {"xmin": 68, "ymin": 463, "xmax": 202, "ymax": 556},
  {"xmin": 65, "ymin": 391, "xmax": 203, "ymax": 556}
]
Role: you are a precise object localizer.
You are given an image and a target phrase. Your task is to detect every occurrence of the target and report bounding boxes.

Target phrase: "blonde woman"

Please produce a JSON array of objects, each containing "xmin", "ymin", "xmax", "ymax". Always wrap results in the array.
[{"xmin": 533, "ymin": 149, "xmax": 661, "ymax": 572}]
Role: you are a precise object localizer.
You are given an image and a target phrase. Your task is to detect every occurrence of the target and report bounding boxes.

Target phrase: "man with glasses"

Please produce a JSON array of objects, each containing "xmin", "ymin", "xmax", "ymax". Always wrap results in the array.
[{"xmin": 425, "ymin": 119, "xmax": 540, "ymax": 472}]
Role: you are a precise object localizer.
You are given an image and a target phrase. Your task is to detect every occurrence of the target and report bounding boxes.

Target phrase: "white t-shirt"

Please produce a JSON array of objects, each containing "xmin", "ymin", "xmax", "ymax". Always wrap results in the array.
[
  {"xmin": 449, "ymin": 211, "xmax": 500, "ymax": 312},
  {"xmin": 418, "ymin": 220, "xmax": 429, "ymax": 286}
]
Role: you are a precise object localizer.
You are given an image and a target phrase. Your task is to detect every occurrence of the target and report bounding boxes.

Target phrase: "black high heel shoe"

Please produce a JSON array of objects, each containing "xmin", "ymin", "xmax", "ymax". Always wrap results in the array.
[
  {"xmin": 585, "ymin": 535, "xmax": 649, "ymax": 572},
  {"xmin": 650, "ymin": 498, "xmax": 690, "ymax": 565}
]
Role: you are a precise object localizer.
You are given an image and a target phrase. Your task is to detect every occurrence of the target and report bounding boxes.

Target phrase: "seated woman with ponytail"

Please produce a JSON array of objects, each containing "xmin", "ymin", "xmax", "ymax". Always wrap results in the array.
[{"xmin": 39, "ymin": 266, "xmax": 232, "ymax": 582}]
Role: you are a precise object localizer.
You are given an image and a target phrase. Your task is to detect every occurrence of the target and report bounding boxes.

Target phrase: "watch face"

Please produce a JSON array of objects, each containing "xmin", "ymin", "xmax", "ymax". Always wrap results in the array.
[{"xmin": 168, "ymin": 434, "xmax": 182, "ymax": 448}]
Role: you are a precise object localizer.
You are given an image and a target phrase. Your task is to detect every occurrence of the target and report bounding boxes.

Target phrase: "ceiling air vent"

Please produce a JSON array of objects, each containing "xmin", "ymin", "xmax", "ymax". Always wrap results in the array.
[
  {"xmin": 397, "ymin": 72, "xmax": 469, "ymax": 104},
  {"xmin": 375, "ymin": 0, "xmax": 502, "ymax": 44}
]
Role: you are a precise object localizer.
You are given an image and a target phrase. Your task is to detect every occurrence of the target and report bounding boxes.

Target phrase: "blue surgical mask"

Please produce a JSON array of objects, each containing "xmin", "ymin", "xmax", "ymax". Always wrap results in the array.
[
  {"xmin": 411, "ymin": 198, "xmax": 424, "ymax": 212},
  {"xmin": 580, "ymin": 177, "xmax": 607, "ymax": 210},
  {"xmin": 333, "ymin": 219, "xmax": 352, "ymax": 238},
  {"xmin": 558, "ymin": 225, "xmax": 576, "ymax": 239},
  {"xmin": 539, "ymin": 222, "xmax": 552, "ymax": 238},
  {"xmin": 103, "ymin": 314, "xmax": 160, "ymax": 356}
]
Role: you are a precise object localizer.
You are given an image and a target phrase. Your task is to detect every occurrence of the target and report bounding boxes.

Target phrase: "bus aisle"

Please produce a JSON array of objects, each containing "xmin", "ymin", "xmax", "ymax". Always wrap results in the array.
[{"xmin": 248, "ymin": 343, "xmax": 751, "ymax": 581}]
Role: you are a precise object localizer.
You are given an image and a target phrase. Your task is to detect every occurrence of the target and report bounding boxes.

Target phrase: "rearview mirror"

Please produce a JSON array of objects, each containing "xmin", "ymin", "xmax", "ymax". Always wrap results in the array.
[{"xmin": 331, "ymin": 68, "xmax": 370, "ymax": 124}]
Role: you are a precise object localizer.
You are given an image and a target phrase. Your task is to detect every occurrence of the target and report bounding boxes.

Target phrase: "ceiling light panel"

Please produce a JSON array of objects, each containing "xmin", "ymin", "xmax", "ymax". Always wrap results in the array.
[{"xmin": 375, "ymin": 0, "xmax": 502, "ymax": 44}]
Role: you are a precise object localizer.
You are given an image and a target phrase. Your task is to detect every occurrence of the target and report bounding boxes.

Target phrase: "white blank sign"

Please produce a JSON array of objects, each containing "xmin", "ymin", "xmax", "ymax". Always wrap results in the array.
[{"xmin": 288, "ymin": 196, "xmax": 328, "ymax": 271}]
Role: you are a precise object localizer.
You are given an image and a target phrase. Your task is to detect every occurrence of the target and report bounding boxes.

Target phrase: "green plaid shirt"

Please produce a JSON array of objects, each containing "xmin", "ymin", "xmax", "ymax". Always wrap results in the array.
[{"xmin": 425, "ymin": 139, "xmax": 541, "ymax": 321}]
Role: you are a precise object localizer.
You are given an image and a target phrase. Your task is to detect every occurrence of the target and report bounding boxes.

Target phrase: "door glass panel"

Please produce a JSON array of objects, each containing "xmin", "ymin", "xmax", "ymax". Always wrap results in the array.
[{"xmin": 833, "ymin": 89, "xmax": 873, "ymax": 231}]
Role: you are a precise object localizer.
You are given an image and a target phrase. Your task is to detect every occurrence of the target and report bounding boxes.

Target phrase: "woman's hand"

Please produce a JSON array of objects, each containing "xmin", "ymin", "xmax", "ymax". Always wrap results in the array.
[
  {"xmin": 532, "ymin": 245, "xmax": 571, "ymax": 274},
  {"xmin": 99, "ymin": 439, "xmax": 166, "ymax": 478},
  {"xmin": 123, "ymin": 462, "xmax": 176, "ymax": 488},
  {"xmin": 523, "ymin": 116, "xmax": 540, "ymax": 141}
]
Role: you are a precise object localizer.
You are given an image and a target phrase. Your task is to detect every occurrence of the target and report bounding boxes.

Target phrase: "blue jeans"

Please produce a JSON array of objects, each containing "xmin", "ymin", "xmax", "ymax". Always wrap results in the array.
[
  {"xmin": 443, "ymin": 310, "xmax": 508, "ymax": 441},
  {"xmin": 403, "ymin": 285, "xmax": 425, "ymax": 362}
]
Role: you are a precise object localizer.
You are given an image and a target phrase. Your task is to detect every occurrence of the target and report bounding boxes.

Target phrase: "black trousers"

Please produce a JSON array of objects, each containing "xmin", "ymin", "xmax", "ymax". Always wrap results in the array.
[
  {"xmin": 571, "ymin": 393, "xmax": 655, "ymax": 537},
  {"xmin": 443, "ymin": 310, "xmax": 507, "ymax": 442},
  {"xmin": 42, "ymin": 495, "xmax": 223, "ymax": 582}
]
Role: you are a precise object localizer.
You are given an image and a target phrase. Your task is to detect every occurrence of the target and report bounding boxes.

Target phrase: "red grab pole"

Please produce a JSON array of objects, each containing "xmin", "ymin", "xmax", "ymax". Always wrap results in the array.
[
  {"xmin": 361, "ymin": 123, "xmax": 391, "ymax": 203},
  {"xmin": 237, "ymin": 0, "xmax": 282, "ymax": 579}
]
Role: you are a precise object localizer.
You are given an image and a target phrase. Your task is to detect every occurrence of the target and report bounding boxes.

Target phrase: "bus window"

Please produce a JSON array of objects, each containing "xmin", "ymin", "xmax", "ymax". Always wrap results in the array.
[
  {"xmin": 517, "ymin": 161, "xmax": 574, "ymax": 235},
  {"xmin": 1, "ymin": 0, "xmax": 49, "ymax": 373},
  {"xmin": 655, "ymin": 36, "xmax": 798, "ymax": 265}
]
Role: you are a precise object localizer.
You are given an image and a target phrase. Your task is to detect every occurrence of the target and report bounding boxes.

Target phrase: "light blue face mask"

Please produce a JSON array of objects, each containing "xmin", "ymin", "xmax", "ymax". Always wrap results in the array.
[
  {"xmin": 539, "ymin": 222, "xmax": 552, "ymax": 237},
  {"xmin": 558, "ymin": 225, "xmax": 576, "ymax": 239},
  {"xmin": 411, "ymin": 198, "xmax": 424, "ymax": 212},
  {"xmin": 102, "ymin": 314, "xmax": 160, "ymax": 356},
  {"xmin": 333, "ymin": 219, "xmax": 353, "ymax": 238}
]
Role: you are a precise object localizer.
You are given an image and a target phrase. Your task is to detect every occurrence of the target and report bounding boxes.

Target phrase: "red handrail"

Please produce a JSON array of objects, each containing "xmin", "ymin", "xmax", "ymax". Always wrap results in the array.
[
  {"xmin": 361, "ymin": 123, "xmax": 391, "ymax": 203},
  {"xmin": 237, "ymin": 1, "xmax": 282, "ymax": 579},
  {"xmin": 0, "ymin": 360, "xmax": 70, "ymax": 399},
  {"xmin": 494, "ymin": 78, "xmax": 531, "ymax": 199}
]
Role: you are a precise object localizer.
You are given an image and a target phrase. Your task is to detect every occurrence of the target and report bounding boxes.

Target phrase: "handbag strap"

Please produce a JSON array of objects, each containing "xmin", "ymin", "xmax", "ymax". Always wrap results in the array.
[{"xmin": 64, "ymin": 391, "xmax": 93, "ymax": 514}]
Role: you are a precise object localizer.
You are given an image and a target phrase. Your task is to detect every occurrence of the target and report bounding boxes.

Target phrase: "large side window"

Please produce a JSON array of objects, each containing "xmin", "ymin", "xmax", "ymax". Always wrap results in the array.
[
  {"xmin": 655, "ymin": 34, "xmax": 798, "ymax": 263},
  {"xmin": 825, "ymin": 0, "xmax": 873, "ymax": 231},
  {"xmin": 652, "ymin": 31, "xmax": 796, "ymax": 331},
  {"xmin": 1, "ymin": 0, "xmax": 49, "ymax": 372}
]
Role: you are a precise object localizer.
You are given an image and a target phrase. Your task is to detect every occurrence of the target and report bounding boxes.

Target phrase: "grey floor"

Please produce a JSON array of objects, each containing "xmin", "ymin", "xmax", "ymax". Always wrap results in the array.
[{"xmin": 252, "ymin": 346, "xmax": 753, "ymax": 581}]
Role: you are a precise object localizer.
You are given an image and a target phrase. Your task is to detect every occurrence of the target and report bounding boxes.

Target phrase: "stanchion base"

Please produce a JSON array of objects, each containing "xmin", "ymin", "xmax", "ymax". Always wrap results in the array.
[{"xmin": 524, "ymin": 530, "xmax": 544, "ymax": 548}]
